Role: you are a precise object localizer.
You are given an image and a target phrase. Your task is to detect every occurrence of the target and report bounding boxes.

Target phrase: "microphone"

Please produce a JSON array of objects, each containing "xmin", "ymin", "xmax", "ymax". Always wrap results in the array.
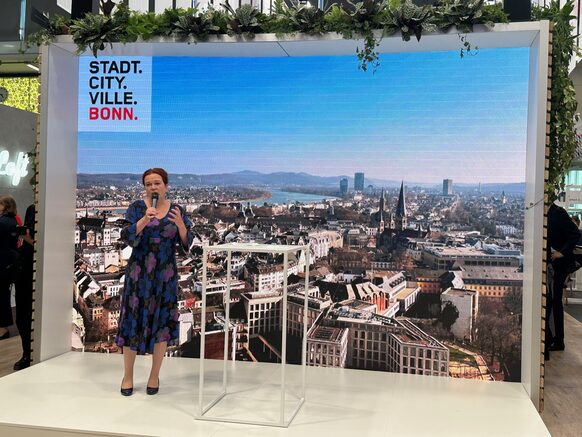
[{"xmin": 151, "ymin": 193, "xmax": 159, "ymax": 209}]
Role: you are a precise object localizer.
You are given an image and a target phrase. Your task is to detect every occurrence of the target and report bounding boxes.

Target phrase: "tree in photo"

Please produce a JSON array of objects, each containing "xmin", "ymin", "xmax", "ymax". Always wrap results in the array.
[
  {"xmin": 474, "ymin": 299, "xmax": 522, "ymax": 381},
  {"xmin": 440, "ymin": 301, "xmax": 459, "ymax": 331}
]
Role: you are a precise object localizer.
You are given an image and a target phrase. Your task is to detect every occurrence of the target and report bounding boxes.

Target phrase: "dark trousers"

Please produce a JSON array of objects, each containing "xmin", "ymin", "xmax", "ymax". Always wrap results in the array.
[
  {"xmin": 0, "ymin": 269, "xmax": 14, "ymax": 328},
  {"xmin": 15, "ymin": 266, "xmax": 33, "ymax": 358},
  {"xmin": 547, "ymin": 259, "xmax": 569, "ymax": 346}
]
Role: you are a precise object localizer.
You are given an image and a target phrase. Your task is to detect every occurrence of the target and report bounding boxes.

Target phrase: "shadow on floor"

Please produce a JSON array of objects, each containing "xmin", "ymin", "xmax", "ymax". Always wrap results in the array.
[{"xmin": 565, "ymin": 304, "xmax": 582, "ymax": 324}]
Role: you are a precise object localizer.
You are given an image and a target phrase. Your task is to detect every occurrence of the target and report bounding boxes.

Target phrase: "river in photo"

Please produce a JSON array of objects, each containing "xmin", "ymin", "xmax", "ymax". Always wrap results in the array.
[
  {"xmin": 77, "ymin": 189, "xmax": 337, "ymax": 215},
  {"xmin": 252, "ymin": 189, "xmax": 337, "ymax": 206}
]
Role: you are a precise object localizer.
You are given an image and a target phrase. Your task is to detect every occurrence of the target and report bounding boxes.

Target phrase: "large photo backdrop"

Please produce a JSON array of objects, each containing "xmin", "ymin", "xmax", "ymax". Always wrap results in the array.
[{"xmin": 74, "ymin": 49, "xmax": 528, "ymax": 382}]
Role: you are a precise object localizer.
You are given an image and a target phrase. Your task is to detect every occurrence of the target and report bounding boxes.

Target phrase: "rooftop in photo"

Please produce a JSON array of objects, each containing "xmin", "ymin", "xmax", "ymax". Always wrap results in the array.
[
  {"xmin": 327, "ymin": 303, "xmax": 398, "ymax": 327},
  {"xmin": 442, "ymin": 288, "xmax": 478, "ymax": 298},
  {"xmin": 394, "ymin": 286, "xmax": 421, "ymax": 301},
  {"xmin": 308, "ymin": 326, "xmax": 346, "ymax": 343},
  {"xmin": 424, "ymin": 246, "xmax": 520, "ymax": 258},
  {"xmin": 242, "ymin": 290, "xmax": 282, "ymax": 300},
  {"xmin": 393, "ymin": 319, "xmax": 448, "ymax": 349},
  {"xmin": 459, "ymin": 266, "xmax": 524, "ymax": 281}
]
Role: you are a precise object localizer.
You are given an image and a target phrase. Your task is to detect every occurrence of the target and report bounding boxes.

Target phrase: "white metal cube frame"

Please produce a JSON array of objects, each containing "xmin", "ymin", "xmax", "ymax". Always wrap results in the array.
[{"xmin": 197, "ymin": 243, "xmax": 310, "ymax": 427}]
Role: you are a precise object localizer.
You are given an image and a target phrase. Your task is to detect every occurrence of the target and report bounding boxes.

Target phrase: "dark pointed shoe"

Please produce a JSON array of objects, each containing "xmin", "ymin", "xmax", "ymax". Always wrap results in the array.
[
  {"xmin": 548, "ymin": 342, "xmax": 565, "ymax": 351},
  {"xmin": 146, "ymin": 379, "xmax": 159, "ymax": 395},
  {"xmin": 13, "ymin": 356, "xmax": 30, "ymax": 371},
  {"xmin": 0, "ymin": 331, "xmax": 9, "ymax": 340},
  {"xmin": 120, "ymin": 386, "xmax": 133, "ymax": 396},
  {"xmin": 120, "ymin": 378, "xmax": 133, "ymax": 396}
]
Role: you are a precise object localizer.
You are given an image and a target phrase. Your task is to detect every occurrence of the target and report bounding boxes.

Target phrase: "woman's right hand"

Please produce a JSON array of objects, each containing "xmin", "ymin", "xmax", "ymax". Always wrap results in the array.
[
  {"xmin": 139, "ymin": 207, "xmax": 157, "ymax": 227},
  {"xmin": 145, "ymin": 207, "xmax": 157, "ymax": 221}
]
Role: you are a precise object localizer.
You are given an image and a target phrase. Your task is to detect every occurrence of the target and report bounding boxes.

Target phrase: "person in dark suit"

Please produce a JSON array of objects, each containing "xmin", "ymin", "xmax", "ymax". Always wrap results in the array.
[
  {"xmin": 0, "ymin": 195, "xmax": 19, "ymax": 340},
  {"xmin": 546, "ymin": 202, "xmax": 581, "ymax": 354},
  {"xmin": 13, "ymin": 205, "xmax": 35, "ymax": 370}
]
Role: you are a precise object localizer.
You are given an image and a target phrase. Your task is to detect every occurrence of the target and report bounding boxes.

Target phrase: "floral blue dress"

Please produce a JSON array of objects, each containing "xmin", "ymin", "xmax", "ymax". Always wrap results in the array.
[{"xmin": 116, "ymin": 200, "xmax": 193, "ymax": 354}]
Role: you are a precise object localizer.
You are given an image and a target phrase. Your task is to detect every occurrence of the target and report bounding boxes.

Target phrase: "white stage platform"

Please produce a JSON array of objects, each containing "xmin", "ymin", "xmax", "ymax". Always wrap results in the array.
[{"xmin": 0, "ymin": 352, "xmax": 549, "ymax": 437}]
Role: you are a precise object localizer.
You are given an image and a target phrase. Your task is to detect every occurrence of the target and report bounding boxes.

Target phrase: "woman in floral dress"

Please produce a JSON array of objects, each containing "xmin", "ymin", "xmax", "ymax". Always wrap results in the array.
[{"xmin": 116, "ymin": 168, "xmax": 193, "ymax": 396}]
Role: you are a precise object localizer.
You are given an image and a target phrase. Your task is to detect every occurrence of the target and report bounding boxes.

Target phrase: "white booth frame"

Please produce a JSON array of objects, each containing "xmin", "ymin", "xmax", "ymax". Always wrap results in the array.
[{"xmin": 34, "ymin": 21, "xmax": 549, "ymax": 409}]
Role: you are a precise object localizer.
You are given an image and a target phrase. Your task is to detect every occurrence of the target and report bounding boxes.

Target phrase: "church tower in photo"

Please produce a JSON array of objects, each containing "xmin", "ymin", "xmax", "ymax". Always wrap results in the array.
[{"xmin": 395, "ymin": 181, "xmax": 407, "ymax": 231}]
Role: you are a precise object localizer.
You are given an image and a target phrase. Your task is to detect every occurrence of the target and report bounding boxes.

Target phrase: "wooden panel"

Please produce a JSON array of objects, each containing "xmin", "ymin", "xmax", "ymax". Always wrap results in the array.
[{"xmin": 541, "ymin": 313, "xmax": 582, "ymax": 435}]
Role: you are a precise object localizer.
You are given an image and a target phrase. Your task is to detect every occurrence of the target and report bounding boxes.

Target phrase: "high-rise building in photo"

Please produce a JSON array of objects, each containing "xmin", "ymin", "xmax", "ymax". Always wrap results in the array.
[
  {"xmin": 354, "ymin": 172, "xmax": 365, "ymax": 191},
  {"xmin": 443, "ymin": 179, "xmax": 453, "ymax": 196},
  {"xmin": 340, "ymin": 178, "xmax": 348, "ymax": 196}
]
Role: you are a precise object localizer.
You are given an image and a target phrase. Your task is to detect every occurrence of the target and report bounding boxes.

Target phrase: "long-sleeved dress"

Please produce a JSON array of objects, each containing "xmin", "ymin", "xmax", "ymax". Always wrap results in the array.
[{"xmin": 116, "ymin": 200, "xmax": 193, "ymax": 354}]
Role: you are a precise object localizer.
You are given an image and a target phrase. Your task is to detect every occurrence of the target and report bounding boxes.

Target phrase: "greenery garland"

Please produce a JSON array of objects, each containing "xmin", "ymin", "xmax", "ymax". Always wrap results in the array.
[
  {"xmin": 25, "ymin": 0, "xmax": 507, "ymax": 71},
  {"xmin": 533, "ymin": 1, "xmax": 579, "ymax": 202}
]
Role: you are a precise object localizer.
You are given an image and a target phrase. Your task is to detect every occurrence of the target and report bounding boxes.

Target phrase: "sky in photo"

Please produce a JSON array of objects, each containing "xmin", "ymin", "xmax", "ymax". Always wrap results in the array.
[{"xmin": 78, "ymin": 48, "xmax": 529, "ymax": 184}]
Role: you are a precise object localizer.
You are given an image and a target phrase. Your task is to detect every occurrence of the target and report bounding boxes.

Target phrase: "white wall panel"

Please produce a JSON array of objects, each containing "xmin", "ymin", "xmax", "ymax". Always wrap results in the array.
[{"xmin": 35, "ymin": 44, "xmax": 78, "ymax": 362}]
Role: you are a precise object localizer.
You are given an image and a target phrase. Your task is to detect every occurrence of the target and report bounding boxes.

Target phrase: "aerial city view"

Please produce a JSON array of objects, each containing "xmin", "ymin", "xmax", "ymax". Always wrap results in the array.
[
  {"xmin": 73, "ymin": 171, "xmax": 525, "ymax": 382},
  {"xmin": 73, "ymin": 49, "xmax": 528, "ymax": 382}
]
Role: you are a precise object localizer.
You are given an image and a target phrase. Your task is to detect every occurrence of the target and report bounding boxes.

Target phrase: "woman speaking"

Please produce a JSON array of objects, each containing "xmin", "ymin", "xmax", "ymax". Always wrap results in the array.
[{"xmin": 116, "ymin": 168, "xmax": 193, "ymax": 396}]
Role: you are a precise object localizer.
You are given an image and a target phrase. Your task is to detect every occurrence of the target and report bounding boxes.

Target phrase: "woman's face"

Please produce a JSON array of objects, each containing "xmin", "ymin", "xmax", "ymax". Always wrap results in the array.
[{"xmin": 143, "ymin": 173, "xmax": 167, "ymax": 200}]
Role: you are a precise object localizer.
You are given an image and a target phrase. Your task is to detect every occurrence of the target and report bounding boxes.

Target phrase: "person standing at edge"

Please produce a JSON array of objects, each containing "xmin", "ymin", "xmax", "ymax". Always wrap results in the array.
[
  {"xmin": 0, "ymin": 195, "xmax": 19, "ymax": 340},
  {"xmin": 116, "ymin": 168, "xmax": 193, "ymax": 396},
  {"xmin": 546, "ymin": 201, "xmax": 580, "ymax": 356},
  {"xmin": 14, "ymin": 204, "xmax": 36, "ymax": 370}
]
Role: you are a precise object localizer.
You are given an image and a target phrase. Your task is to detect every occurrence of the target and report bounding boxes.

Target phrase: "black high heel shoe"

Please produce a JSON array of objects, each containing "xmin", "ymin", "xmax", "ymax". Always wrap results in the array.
[
  {"xmin": 13, "ymin": 356, "xmax": 30, "ymax": 371},
  {"xmin": 146, "ymin": 379, "xmax": 159, "ymax": 395},
  {"xmin": 120, "ymin": 379, "xmax": 133, "ymax": 396},
  {"xmin": 0, "ymin": 331, "xmax": 9, "ymax": 340}
]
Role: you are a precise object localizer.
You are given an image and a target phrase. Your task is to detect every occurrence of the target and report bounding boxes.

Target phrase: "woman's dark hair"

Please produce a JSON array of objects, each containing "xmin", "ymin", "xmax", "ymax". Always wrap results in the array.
[
  {"xmin": 0, "ymin": 195, "xmax": 17, "ymax": 215},
  {"xmin": 142, "ymin": 168, "xmax": 168, "ymax": 185}
]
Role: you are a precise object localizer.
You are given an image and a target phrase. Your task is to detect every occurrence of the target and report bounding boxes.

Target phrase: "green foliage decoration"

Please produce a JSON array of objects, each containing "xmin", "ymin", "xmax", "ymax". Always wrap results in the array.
[
  {"xmin": 323, "ymin": 3, "xmax": 349, "ymax": 33},
  {"xmin": 533, "ymin": 1, "xmax": 580, "ymax": 201},
  {"xmin": 384, "ymin": 0, "xmax": 436, "ymax": 43},
  {"xmin": 172, "ymin": 9, "xmax": 224, "ymax": 40},
  {"xmin": 159, "ymin": 8, "xmax": 197, "ymax": 36},
  {"xmin": 482, "ymin": 2, "xmax": 509, "ymax": 25},
  {"xmin": 434, "ymin": 0, "xmax": 491, "ymax": 33},
  {"xmin": 69, "ymin": 7, "xmax": 128, "ymax": 56},
  {"xmin": 23, "ymin": 14, "xmax": 71, "ymax": 50},
  {"xmin": 221, "ymin": 2, "xmax": 264, "ymax": 36},
  {"xmin": 277, "ymin": 2, "xmax": 329, "ymax": 35},
  {"xmin": 258, "ymin": 0, "xmax": 294, "ymax": 35},
  {"xmin": 122, "ymin": 10, "xmax": 164, "ymax": 42},
  {"xmin": 433, "ymin": 0, "xmax": 505, "ymax": 58},
  {"xmin": 341, "ymin": 0, "xmax": 390, "ymax": 72},
  {"xmin": 24, "ymin": 0, "xmax": 509, "ymax": 70}
]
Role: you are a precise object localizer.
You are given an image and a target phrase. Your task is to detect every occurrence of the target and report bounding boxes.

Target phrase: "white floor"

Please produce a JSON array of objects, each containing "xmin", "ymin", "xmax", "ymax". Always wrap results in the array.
[{"xmin": 0, "ymin": 352, "xmax": 549, "ymax": 437}]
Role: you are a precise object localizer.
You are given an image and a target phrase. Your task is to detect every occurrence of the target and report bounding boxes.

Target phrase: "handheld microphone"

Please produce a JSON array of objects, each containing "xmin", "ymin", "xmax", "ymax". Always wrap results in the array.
[{"xmin": 151, "ymin": 193, "xmax": 159, "ymax": 209}]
